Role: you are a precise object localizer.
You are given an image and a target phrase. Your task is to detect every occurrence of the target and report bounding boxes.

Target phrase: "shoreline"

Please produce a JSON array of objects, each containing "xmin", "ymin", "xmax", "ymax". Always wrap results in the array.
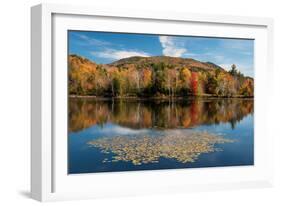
[{"xmin": 69, "ymin": 94, "xmax": 254, "ymax": 100}]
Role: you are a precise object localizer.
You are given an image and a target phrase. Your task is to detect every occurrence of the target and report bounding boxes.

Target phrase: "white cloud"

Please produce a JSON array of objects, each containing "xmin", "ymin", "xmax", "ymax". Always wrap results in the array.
[
  {"xmin": 76, "ymin": 34, "xmax": 111, "ymax": 46},
  {"xmin": 90, "ymin": 124, "xmax": 150, "ymax": 136},
  {"xmin": 219, "ymin": 64, "xmax": 232, "ymax": 70},
  {"xmin": 219, "ymin": 64, "xmax": 254, "ymax": 77},
  {"xmin": 91, "ymin": 49, "xmax": 150, "ymax": 60},
  {"xmin": 159, "ymin": 36, "xmax": 187, "ymax": 57},
  {"xmin": 103, "ymin": 126, "xmax": 147, "ymax": 135}
]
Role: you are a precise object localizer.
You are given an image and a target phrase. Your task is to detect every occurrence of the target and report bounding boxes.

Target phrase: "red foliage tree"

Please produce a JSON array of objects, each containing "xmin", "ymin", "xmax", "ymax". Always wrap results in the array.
[{"xmin": 191, "ymin": 72, "xmax": 198, "ymax": 95}]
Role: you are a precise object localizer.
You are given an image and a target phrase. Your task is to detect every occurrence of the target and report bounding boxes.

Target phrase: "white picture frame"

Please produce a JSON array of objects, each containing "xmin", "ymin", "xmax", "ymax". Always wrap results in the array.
[{"xmin": 31, "ymin": 3, "xmax": 274, "ymax": 202}]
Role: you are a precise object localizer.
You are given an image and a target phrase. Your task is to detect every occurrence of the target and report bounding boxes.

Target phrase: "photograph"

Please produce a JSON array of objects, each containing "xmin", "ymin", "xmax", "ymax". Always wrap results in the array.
[{"xmin": 68, "ymin": 31, "xmax": 254, "ymax": 174}]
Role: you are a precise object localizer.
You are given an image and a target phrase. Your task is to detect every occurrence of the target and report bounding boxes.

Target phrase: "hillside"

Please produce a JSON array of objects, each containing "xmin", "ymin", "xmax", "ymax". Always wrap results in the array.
[
  {"xmin": 110, "ymin": 56, "xmax": 225, "ymax": 71},
  {"xmin": 68, "ymin": 54, "xmax": 254, "ymax": 98}
]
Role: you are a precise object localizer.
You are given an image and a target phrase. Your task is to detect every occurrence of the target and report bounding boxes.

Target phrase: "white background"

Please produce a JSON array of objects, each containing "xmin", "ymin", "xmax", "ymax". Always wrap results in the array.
[{"xmin": 0, "ymin": 0, "xmax": 280, "ymax": 205}]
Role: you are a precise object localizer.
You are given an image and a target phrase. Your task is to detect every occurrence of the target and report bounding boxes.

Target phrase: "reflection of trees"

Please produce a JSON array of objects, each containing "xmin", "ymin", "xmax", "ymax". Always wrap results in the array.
[{"xmin": 69, "ymin": 98, "xmax": 254, "ymax": 132}]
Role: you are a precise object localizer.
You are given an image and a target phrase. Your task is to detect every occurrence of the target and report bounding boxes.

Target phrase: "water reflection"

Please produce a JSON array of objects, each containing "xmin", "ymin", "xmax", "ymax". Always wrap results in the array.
[{"xmin": 69, "ymin": 98, "xmax": 254, "ymax": 132}]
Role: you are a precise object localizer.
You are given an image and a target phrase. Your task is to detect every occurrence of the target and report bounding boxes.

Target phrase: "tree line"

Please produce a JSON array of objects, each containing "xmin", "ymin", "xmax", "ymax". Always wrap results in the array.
[{"xmin": 69, "ymin": 55, "xmax": 254, "ymax": 98}]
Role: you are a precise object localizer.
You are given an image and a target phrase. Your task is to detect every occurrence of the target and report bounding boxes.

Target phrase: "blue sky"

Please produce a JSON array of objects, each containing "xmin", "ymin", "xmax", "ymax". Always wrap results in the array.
[{"xmin": 69, "ymin": 31, "xmax": 254, "ymax": 77}]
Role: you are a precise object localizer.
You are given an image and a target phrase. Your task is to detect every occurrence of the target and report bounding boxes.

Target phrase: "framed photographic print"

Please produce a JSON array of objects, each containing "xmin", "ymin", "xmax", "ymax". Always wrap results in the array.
[{"xmin": 31, "ymin": 3, "xmax": 274, "ymax": 201}]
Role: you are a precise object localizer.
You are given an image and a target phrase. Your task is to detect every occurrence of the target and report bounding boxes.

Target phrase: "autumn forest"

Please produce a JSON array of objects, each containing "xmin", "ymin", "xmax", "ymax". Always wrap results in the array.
[{"xmin": 69, "ymin": 54, "xmax": 254, "ymax": 98}]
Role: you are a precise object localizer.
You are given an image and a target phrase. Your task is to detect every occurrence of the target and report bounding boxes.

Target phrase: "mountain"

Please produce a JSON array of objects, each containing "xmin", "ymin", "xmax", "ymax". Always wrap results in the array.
[
  {"xmin": 110, "ymin": 56, "xmax": 225, "ymax": 72},
  {"xmin": 69, "ymin": 54, "xmax": 97, "ymax": 72},
  {"xmin": 68, "ymin": 54, "xmax": 254, "ymax": 98}
]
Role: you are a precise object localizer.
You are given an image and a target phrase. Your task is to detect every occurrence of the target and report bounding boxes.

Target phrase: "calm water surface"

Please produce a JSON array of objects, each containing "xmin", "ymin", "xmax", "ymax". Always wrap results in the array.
[{"xmin": 68, "ymin": 98, "xmax": 254, "ymax": 174}]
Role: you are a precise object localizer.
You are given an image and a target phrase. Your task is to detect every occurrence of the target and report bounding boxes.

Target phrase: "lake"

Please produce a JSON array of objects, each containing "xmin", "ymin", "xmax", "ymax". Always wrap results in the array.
[{"xmin": 68, "ymin": 98, "xmax": 254, "ymax": 174}]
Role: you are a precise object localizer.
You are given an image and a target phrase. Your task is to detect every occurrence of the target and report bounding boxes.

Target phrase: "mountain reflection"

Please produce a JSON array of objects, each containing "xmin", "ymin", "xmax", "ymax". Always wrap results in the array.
[{"xmin": 69, "ymin": 98, "xmax": 254, "ymax": 132}]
